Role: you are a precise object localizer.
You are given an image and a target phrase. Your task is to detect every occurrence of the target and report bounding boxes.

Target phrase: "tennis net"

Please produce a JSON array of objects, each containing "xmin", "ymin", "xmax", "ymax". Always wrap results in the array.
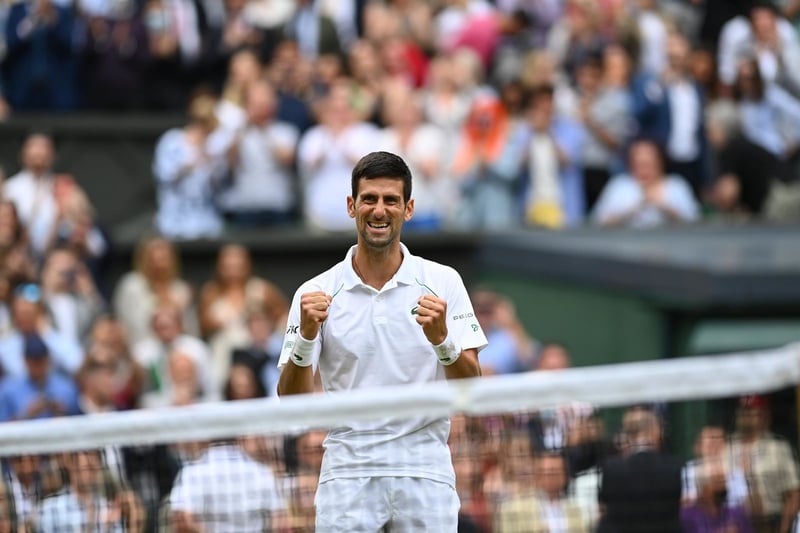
[{"xmin": 1, "ymin": 344, "xmax": 799, "ymax": 532}]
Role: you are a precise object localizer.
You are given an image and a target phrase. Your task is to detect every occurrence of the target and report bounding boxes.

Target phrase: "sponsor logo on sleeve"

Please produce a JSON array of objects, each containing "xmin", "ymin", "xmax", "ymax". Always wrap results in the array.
[
  {"xmin": 286, "ymin": 325, "xmax": 299, "ymax": 335},
  {"xmin": 452, "ymin": 313, "xmax": 474, "ymax": 321},
  {"xmin": 410, "ymin": 305, "xmax": 419, "ymax": 315},
  {"xmin": 471, "ymin": 324, "xmax": 480, "ymax": 332}
]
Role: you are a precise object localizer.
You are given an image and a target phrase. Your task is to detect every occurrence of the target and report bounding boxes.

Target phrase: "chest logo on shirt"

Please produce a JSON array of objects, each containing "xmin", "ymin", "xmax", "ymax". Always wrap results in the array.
[{"xmin": 410, "ymin": 305, "xmax": 419, "ymax": 315}]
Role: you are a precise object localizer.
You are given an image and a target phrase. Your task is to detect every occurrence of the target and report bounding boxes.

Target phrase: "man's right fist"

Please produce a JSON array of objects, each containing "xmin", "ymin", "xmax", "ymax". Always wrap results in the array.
[{"xmin": 299, "ymin": 291, "xmax": 332, "ymax": 340}]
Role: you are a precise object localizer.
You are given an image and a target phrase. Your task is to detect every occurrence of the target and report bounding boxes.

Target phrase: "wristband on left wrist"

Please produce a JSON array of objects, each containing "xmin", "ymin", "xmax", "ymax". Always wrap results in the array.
[{"xmin": 433, "ymin": 335, "xmax": 461, "ymax": 366}]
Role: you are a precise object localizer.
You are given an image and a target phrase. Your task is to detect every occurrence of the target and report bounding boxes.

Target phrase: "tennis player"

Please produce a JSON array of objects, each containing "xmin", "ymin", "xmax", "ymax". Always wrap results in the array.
[{"xmin": 277, "ymin": 151, "xmax": 487, "ymax": 531}]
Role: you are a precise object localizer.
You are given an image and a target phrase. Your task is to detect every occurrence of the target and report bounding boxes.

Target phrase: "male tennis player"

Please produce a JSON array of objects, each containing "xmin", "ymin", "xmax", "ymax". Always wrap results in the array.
[{"xmin": 277, "ymin": 151, "xmax": 487, "ymax": 531}]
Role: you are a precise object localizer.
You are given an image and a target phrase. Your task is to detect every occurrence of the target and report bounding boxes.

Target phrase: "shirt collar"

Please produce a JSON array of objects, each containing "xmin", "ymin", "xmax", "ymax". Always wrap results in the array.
[{"xmin": 341, "ymin": 242, "xmax": 417, "ymax": 291}]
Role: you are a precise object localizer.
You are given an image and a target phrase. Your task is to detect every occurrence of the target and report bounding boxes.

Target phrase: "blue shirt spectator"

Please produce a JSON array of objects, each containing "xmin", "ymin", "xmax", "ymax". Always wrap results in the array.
[
  {"xmin": 0, "ymin": 285, "xmax": 83, "ymax": 379},
  {"xmin": 0, "ymin": 334, "xmax": 80, "ymax": 422},
  {"xmin": 3, "ymin": 0, "xmax": 79, "ymax": 111}
]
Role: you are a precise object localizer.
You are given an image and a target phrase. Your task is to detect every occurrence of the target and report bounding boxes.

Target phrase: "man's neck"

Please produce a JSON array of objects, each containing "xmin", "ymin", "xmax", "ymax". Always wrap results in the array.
[{"xmin": 353, "ymin": 244, "xmax": 403, "ymax": 290}]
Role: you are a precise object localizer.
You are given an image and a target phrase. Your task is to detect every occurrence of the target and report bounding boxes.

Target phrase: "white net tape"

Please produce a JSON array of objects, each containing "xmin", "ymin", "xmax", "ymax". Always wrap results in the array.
[{"xmin": 2, "ymin": 343, "xmax": 798, "ymax": 456}]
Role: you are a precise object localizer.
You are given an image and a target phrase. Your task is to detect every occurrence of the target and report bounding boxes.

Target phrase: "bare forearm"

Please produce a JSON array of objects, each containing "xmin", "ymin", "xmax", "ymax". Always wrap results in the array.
[
  {"xmin": 277, "ymin": 362, "xmax": 315, "ymax": 396},
  {"xmin": 444, "ymin": 349, "xmax": 481, "ymax": 380}
]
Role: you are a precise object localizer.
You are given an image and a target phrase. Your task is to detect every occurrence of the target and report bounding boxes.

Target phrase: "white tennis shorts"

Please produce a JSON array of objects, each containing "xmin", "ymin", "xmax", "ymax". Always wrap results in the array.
[{"xmin": 315, "ymin": 476, "xmax": 460, "ymax": 532}]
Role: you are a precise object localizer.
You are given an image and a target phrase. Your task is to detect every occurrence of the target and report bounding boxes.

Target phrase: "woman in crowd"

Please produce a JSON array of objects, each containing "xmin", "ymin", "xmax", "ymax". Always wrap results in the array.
[
  {"xmin": 113, "ymin": 235, "xmax": 194, "ymax": 345},
  {"xmin": 0, "ymin": 201, "xmax": 35, "ymax": 286},
  {"xmin": 450, "ymin": 91, "xmax": 528, "ymax": 229},
  {"xmin": 198, "ymin": 244, "xmax": 287, "ymax": 386}
]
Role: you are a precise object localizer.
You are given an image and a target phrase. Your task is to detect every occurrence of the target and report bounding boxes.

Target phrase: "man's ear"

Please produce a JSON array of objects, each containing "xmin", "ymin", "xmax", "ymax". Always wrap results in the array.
[
  {"xmin": 404, "ymin": 198, "xmax": 414, "ymax": 222},
  {"xmin": 347, "ymin": 196, "xmax": 356, "ymax": 218}
]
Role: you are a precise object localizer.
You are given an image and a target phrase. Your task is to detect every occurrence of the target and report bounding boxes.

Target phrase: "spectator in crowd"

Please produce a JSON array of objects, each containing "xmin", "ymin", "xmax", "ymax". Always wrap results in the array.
[
  {"xmin": 4, "ymin": 454, "xmax": 40, "ymax": 531},
  {"xmin": 133, "ymin": 303, "xmax": 215, "ymax": 408},
  {"xmin": 0, "ymin": 477, "xmax": 18, "ymax": 533},
  {"xmin": 662, "ymin": 32, "xmax": 711, "ymax": 199},
  {"xmin": 495, "ymin": 451, "xmax": 587, "ymax": 533},
  {"xmin": 3, "ymin": 0, "xmax": 79, "ymax": 111},
  {"xmin": 519, "ymin": 49, "xmax": 580, "ymax": 121},
  {"xmin": 198, "ymin": 244, "xmax": 287, "ymax": 387},
  {"xmin": 37, "ymin": 450, "xmax": 144, "ymax": 532},
  {"xmin": 718, "ymin": 1, "xmax": 800, "ymax": 94},
  {"xmin": 87, "ymin": 315, "xmax": 145, "ymax": 411},
  {"xmin": 46, "ymin": 183, "xmax": 111, "ymax": 295},
  {"xmin": 0, "ymin": 285, "xmax": 83, "ymax": 379},
  {"xmin": 219, "ymin": 78, "xmax": 300, "ymax": 227},
  {"xmin": 0, "ymin": 201, "xmax": 34, "ymax": 285},
  {"xmin": 727, "ymin": 395, "xmax": 800, "ymax": 533},
  {"xmin": 223, "ymin": 361, "xmax": 266, "ymax": 401},
  {"xmin": 470, "ymin": 289, "xmax": 526, "ymax": 375},
  {"xmin": 630, "ymin": 0, "xmax": 670, "ymax": 77},
  {"xmin": 297, "ymin": 80, "xmax": 379, "ymax": 230},
  {"xmin": 682, "ymin": 458, "xmax": 755, "ymax": 533},
  {"xmin": 81, "ymin": 4, "xmax": 150, "ymax": 110},
  {"xmin": 75, "ymin": 354, "xmax": 121, "ymax": 416},
  {"xmin": 0, "ymin": 333, "xmax": 80, "ymax": 422},
  {"xmin": 40, "ymin": 246, "xmax": 104, "ymax": 345},
  {"xmin": 214, "ymin": 48, "xmax": 262, "ymax": 135},
  {"xmin": 683, "ymin": 424, "xmax": 750, "ymax": 508},
  {"xmin": 450, "ymin": 91, "xmax": 527, "ymax": 230},
  {"xmin": 576, "ymin": 45, "xmax": 633, "ymax": 211},
  {"xmin": 113, "ymin": 235, "xmax": 194, "ymax": 345},
  {"xmin": 168, "ymin": 439, "xmax": 287, "ymax": 531},
  {"xmin": 592, "ymin": 138, "xmax": 700, "ymax": 228},
  {"xmin": 363, "ymin": 0, "xmax": 435, "ymax": 54},
  {"xmin": 546, "ymin": 0, "xmax": 607, "ymax": 83},
  {"xmin": 282, "ymin": 0, "xmax": 343, "ymax": 60},
  {"xmin": 205, "ymin": 0, "xmax": 267, "ymax": 90},
  {"xmin": 597, "ymin": 406, "xmax": 684, "ymax": 533},
  {"xmin": 706, "ymin": 99, "xmax": 798, "ymax": 219},
  {"xmin": 0, "ymin": 270, "xmax": 12, "ymax": 341},
  {"xmin": 142, "ymin": 0, "xmax": 209, "ymax": 110},
  {"xmin": 523, "ymin": 85, "xmax": 586, "ymax": 229},
  {"xmin": 230, "ymin": 306, "xmax": 283, "ymax": 397},
  {"xmin": 378, "ymin": 84, "xmax": 452, "ymax": 230},
  {"xmin": 3, "ymin": 133, "xmax": 63, "ymax": 257},
  {"xmin": 733, "ymin": 57, "xmax": 800, "ymax": 162},
  {"xmin": 264, "ymin": 38, "xmax": 315, "ymax": 132},
  {"xmin": 152, "ymin": 92, "xmax": 229, "ymax": 240}
]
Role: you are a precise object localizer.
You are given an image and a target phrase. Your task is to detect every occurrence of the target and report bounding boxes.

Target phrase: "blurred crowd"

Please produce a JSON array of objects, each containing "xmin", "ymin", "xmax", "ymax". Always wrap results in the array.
[
  {"xmin": 2, "ymin": 0, "xmax": 800, "ymax": 236},
  {"xmin": 1, "ymin": 0, "xmax": 800, "ymax": 530}
]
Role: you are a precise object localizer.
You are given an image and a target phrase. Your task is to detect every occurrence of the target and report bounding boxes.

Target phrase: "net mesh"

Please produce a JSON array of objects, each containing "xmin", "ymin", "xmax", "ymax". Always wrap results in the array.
[{"xmin": 1, "ymin": 344, "xmax": 799, "ymax": 533}]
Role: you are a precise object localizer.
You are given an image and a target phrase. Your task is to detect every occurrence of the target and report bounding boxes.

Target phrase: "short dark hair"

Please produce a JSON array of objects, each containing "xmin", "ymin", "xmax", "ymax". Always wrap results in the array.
[{"xmin": 351, "ymin": 151, "xmax": 412, "ymax": 203}]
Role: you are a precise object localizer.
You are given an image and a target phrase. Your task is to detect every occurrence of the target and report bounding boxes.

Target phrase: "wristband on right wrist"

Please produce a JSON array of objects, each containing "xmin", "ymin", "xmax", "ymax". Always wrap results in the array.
[{"xmin": 291, "ymin": 333, "xmax": 317, "ymax": 367}]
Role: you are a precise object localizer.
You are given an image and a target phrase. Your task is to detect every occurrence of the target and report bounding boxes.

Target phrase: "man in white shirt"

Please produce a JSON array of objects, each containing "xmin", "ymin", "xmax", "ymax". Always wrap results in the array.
[
  {"xmin": 219, "ymin": 78, "xmax": 300, "ymax": 227},
  {"xmin": 169, "ymin": 441, "xmax": 286, "ymax": 532},
  {"xmin": 277, "ymin": 151, "xmax": 487, "ymax": 531},
  {"xmin": 3, "ymin": 133, "xmax": 59, "ymax": 257}
]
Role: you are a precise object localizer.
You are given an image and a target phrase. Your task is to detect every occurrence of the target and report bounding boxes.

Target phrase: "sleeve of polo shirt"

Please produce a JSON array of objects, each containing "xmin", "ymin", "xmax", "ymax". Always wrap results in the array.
[
  {"xmin": 443, "ymin": 268, "xmax": 488, "ymax": 353},
  {"xmin": 277, "ymin": 284, "xmax": 323, "ymax": 369}
]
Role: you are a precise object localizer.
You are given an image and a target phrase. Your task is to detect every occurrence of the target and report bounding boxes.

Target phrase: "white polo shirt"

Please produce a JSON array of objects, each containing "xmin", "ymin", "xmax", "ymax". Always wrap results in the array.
[
  {"xmin": 169, "ymin": 443, "xmax": 286, "ymax": 532},
  {"xmin": 279, "ymin": 243, "xmax": 488, "ymax": 487}
]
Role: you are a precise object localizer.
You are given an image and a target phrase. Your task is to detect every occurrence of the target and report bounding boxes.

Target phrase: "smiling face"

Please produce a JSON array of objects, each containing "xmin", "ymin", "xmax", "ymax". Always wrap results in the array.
[{"xmin": 347, "ymin": 177, "xmax": 414, "ymax": 252}]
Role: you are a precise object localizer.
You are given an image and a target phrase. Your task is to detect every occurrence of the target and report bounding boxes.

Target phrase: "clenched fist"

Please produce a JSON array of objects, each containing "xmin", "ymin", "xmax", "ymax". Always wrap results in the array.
[
  {"xmin": 415, "ymin": 295, "xmax": 448, "ymax": 345},
  {"xmin": 299, "ymin": 291, "xmax": 332, "ymax": 340}
]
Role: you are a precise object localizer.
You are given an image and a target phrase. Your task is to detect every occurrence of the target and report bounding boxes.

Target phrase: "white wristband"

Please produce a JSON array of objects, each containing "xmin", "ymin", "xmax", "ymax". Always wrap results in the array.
[
  {"xmin": 433, "ymin": 335, "xmax": 461, "ymax": 366},
  {"xmin": 291, "ymin": 334, "xmax": 317, "ymax": 368}
]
